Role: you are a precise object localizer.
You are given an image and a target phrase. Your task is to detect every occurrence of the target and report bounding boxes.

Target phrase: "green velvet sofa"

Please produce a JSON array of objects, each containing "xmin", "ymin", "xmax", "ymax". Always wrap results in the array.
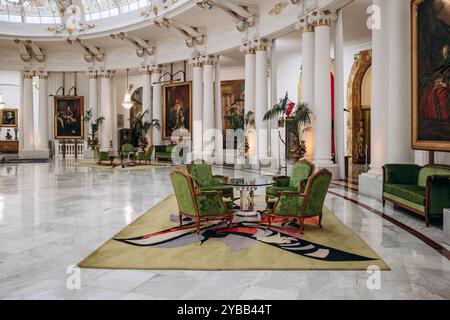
[
  {"xmin": 154, "ymin": 145, "xmax": 183, "ymax": 162},
  {"xmin": 382, "ymin": 164, "xmax": 450, "ymax": 226}
]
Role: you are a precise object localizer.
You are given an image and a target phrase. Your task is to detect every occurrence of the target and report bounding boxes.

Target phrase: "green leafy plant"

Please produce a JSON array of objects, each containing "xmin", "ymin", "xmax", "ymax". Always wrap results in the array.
[
  {"xmin": 84, "ymin": 108, "xmax": 105, "ymax": 156},
  {"xmin": 264, "ymin": 97, "xmax": 313, "ymax": 143},
  {"xmin": 130, "ymin": 110, "xmax": 161, "ymax": 148}
]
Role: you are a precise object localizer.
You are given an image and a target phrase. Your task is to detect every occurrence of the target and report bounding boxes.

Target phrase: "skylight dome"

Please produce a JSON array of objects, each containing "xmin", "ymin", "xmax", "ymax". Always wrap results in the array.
[{"xmin": 0, "ymin": 0, "xmax": 157, "ymax": 24}]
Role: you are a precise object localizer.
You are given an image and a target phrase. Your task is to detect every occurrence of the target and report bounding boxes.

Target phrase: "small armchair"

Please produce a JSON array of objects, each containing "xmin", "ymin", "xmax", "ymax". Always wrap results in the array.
[
  {"xmin": 170, "ymin": 169, "xmax": 234, "ymax": 234},
  {"xmin": 265, "ymin": 160, "xmax": 315, "ymax": 203},
  {"xmin": 137, "ymin": 146, "xmax": 154, "ymax": 165},
  {"xmin": 187, "ymin": 162, "xmax": 234, "ymax": 199},
  {"xmin": 97, "ymin": 151, "xmax": 114, "ymax": 167},
  {"xmin": 267, "ymin": 169, "xmax": 332, "ymax": 232},
  {"xmin": 120, "ymin": 143, "xmax": 135, "ymax": 162}
]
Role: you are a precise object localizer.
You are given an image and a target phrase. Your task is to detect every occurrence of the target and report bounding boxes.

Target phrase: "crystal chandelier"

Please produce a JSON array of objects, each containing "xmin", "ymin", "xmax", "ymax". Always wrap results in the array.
[{"xmin": 122, "ymin": 69, "xmax": 134, "ymax": 110}]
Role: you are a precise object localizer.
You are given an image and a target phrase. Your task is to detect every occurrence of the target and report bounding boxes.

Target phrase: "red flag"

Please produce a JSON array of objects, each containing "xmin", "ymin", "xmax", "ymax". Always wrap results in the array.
[{"xmin": 286, "ymin": 102, "xmax": 295, "ymax": 117}]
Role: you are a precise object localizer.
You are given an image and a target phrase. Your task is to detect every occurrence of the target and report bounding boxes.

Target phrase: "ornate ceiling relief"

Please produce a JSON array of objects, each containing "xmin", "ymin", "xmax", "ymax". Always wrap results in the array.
[
  {"xmin": 14, "ymin": 40, "xmax": 45, "ymax": 63},
  {"xmin": 67, "ymin": 38, "xmax": 104, "ymax": 63},
  {"xmin": 47, "ymin": 0, "xmax": 95, "ymax": 39},
  {"xmin": 155, "ymin": 18, "xmax": 206, "ymax": 48},
  {"xmin": 110, "ymin": 33, "xmax": 155, "ymax": 58},
  {"xmin": 196, "ymin": 0, "xmax": 256, "ymax": 32}
]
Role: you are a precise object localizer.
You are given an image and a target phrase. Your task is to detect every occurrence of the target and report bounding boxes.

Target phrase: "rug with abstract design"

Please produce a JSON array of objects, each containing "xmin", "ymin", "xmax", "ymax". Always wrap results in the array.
[{"xmin": 78, "ymin": 195, "xmax": 389, "ymax": 270}]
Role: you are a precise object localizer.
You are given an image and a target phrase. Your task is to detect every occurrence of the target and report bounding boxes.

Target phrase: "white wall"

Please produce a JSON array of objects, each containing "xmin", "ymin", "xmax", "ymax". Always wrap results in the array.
[
  {"xmin": 276, "ymin": 55, "xmax": 302, "ymax": 102},
  {"xmin": 0, "ymin": 71, "xmax": 20, "ymax": 140}
]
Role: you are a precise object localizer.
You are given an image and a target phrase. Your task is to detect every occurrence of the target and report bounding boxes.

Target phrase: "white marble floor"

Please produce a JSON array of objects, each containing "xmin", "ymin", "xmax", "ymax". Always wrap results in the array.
[{"xmin": 0, "ymin": 160, "xmax": 449, "ymax": 300}]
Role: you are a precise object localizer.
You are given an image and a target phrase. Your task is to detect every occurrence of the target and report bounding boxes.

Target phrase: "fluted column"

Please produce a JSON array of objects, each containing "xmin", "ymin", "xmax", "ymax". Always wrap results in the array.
[
  {"xmin": 369, "ymin": 0, "xmax": 389, "ymax": 175},
  {"xmin": 142, "ymin": 65, "xmax": 152, "ymax": 144},
  {"xmin": 241, "ymin": 40, "xmax": 256, "ymax": 121},
  {"xmin": 88, "ymin": 70, "xmax": 98, "ymax": 119},
  {"xmin": 313, "ymin": 11, "xmax": 334, "ymax": 165},
  {"xmin": 37, "ymin": 70, "xmax": 49, "ymax": 155},
  {"xmin": 191, "ymin": 57, "xmax": 203, "ymax": 157},
  {"xmin": 298, "ymin": 19, "xmax": 315, "ymax": 159},
  {"xmin": 99, "ymin": 70, "xmax": 113, "ymax": 152},
  {"xmin": 387, "ymin": 0, "xmax": 414, "ymax": 164},
  {"xmin": 254, "ymin": 38, "xmax": 269, "ymax": 160},
  {"xmin": 151, "ymin": 65, "xmax": 163, "ymax": 146},
  {"xmin": 201, "ymin": 54, "xmax": 215, "ymax": 150},
  {"xmin": 214, "ymin": 56, "xmax": 223, "ymax": 160},
  {"xmin": 22, "ymin": 70, "xmax": 34, "ymax": 152}
]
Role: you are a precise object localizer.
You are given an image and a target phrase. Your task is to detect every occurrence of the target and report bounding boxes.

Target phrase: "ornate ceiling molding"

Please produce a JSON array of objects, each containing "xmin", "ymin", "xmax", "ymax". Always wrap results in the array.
[
  {"xmin": 155, "ymin": 18, "xmax": 205, "ymax": 48},
  {"xmin": 48, "ymin": 0, "xmax": 95, "ymax": 39},
  {"xmin": 14, "ymin": 40, "xmax": 45, "ymax": 63},
  {"xmin": 67, "ymin": 38, "xmax": 105, "ymax": 63},
  {"xmin": 296, "ymin": 8, "xmax": 337, "ymax": 30},
  {"xmin": 196, "ymin": 0, "xmax": 257, "ymax": 32},
  {"xmin": 110, "ymin": 32, "xmax": 155, "ymax": 57}
]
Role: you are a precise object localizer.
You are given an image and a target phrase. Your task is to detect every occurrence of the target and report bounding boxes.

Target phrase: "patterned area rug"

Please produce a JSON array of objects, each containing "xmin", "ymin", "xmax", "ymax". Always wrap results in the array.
[{"xmin": 79, "ymin": 195, "xmax": 389, "ymax": 271}]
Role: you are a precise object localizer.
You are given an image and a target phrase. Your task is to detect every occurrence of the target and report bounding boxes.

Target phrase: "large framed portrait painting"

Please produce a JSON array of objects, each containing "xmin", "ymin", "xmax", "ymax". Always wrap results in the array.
[
  {"xmin": 162, "ymin": 82, "xmax": 192, "ymax": 140},
  {"xmin": 54, "ymin": 96, "xmax": 84, "ymax": 139},
  {"xmin": 411, "ymin": 0, "xmax": 450, "ymax": 151},
  {"xmin": 1, "ymin": 109, "xmax": 18, "ymax": 127}
]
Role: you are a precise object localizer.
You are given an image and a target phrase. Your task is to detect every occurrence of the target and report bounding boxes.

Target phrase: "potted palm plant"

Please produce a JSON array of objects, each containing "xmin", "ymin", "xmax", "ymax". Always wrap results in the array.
[
  {"xmin": 130, "ymin": 110, "xmax": 161, "ymax": 151},
  {"xmin": 263, "ymin": 94, "xmax": 313, "ymax": 161},
  {"xmin": 84, "ymin": 108, "xmax": 105, "ymax": 159}
]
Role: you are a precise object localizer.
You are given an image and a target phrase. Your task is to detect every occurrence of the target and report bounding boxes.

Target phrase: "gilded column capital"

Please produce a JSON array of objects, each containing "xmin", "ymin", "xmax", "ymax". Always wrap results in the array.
[
  {"xmin": 150, "ymin": 64, "xmax": 162, "ymax": 74},
  {"xmin": 98, "ymin": 70, "xmax": 114, "ymax": 79},
  {"xmin": 200, "ymin": 54, "xmax": 216, "ymax": 66},
  {"xmin": 240, "ymin": 40, "xmax": 255, "ymax": 54},
  {"xmin": 253, "ymin": 38, "xmax": 270, "ymax": 52},
  {"xmin": 23, "ymin": 70, "xmax": 34, "ymax": 79},
  {"xmin": 190, "ymin": 57, "xmax": 203, "ymax": 68},
  {"xmin": 296, "ymin": 17, "xmax": 315, "ymax": 33},
  {"xmin": 37, "ymin": 70, "xmax": 48, "ymax": 80},
  {"xmin": 141, "ymin": 65, "xmax": 152, "ymax": 75},
  {"xmin": 88, "ymin": 70, "xmax": 98, "ymax": 79},
  {"xmin": 310, "ymin": 10, "xmax": 337, "ymax": 27}
]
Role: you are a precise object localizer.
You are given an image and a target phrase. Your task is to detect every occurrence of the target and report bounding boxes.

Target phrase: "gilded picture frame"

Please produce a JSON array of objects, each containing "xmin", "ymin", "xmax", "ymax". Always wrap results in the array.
[
  {"xmin": 162, "ymin": 82, "xmax": 192, "ymax": 140},
  {"xmin": 411, "ymin": 0, "xmax": 450, "ymax": 151},
  {"xmin": 1, "ymin": 109, "xmax": 18, "ymax": 127},
  {"xmin": 54, "ymin": 96, "xmax": 84, "ymax": 139}
]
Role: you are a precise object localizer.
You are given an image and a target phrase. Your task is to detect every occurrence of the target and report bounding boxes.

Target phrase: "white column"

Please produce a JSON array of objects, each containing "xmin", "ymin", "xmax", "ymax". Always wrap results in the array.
[
  {"xmin": 313, "ymin": 14, "xmax": 333, "ymax": 165},
  {"xmin": 191, "ymin": 57, "xmax": 203, "ymax": 157},
  {"xmin": 254, "ymin": 38, "xmax": 269, "ymax": 160},
  {"xmin": 214, "ymin": 56, "xmax": 223, "ymax": 161},
  {"xmin": 151, "ymin": 65, "xmax": 163, "ymax": 146},
  {"xmin": 334, "ymin": 10, "xmax": 346, "ymax": 179},
  {"xmin": 37, "ymin": 71, "xmax": 49, "ymax": 155},
  {"xmin": 241, "ymin": 41, "xmax": 256, "ymax": 119},
  {"xmin": 142, "ymin": 65, "xmax": 152, "ymax": 144},
  {"xmin": 270, "ymin": 39, "xmax": 280, "ymax": 168},
  {"xmin": 22, "ymin": 70, "xmax": 34, "ymax": 152},
  {"xmin": 387, "ymin": 0, "xmax": 414, "ymax": 164},
  {"xmin": 88, "ymin": 71, "xmax": 98, "ymax": 119},
  {"xmin": 369, "ymin": 0, "xmax": 389, "ymax": 175},
  {"xmin": 99, "ymin": 70, "xmax": 113, "ymax": 152},
  {"xmin": 201, "ymin": 54, "xmax": 215, "ymax": 149},
  {"xmin": 300, "ymin": 22, "xmax": 315, "ymax": 159}
]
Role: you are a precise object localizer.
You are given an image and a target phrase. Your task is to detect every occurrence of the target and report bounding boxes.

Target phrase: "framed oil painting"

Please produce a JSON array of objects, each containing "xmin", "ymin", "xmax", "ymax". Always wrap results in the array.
[
  {"xmin": 54, "ymin": 96, "xmax": 84, "ymax": 139},
  {"xmin": 1, "ymin": 109, "xmax": 18, "ymax": 127},
  {"xmin": 162, "ymin": 82, "xmax": 192, "ymax": 140},
  {"xmin": 221, "ymin": 80, "xmax": 245, "ymax": 133},
  {"xmin": 411, "ymin": 0, "xmax": 450, "ymax": 151}
]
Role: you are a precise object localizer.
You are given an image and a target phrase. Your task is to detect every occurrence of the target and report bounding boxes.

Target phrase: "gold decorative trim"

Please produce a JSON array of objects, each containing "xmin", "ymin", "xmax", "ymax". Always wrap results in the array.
[{"xmin": 268, "ymin": 1, "xmax": 288, "ymax": 16}]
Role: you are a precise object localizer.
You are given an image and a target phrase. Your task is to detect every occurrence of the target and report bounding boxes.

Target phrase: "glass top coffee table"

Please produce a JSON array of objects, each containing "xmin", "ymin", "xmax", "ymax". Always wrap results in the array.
[{"xmin": 225, "ymin": 177, "xmax": 273, "ymax": 216}]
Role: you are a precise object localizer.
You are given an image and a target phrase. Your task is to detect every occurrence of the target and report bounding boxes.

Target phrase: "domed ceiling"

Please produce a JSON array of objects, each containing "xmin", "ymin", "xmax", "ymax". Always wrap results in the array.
[{"xmin": 0, "ymin": 0, "xmax": 159, "ymax": 24}]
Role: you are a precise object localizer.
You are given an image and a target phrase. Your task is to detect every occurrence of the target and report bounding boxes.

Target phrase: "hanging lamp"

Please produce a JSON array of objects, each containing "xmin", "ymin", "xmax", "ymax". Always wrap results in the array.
[{"xmin": 122, "ymin": 68, "xmax": 134, "ymax": 110}]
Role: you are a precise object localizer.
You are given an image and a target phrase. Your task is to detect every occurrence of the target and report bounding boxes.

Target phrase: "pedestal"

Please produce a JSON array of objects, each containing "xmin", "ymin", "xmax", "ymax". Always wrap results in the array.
[{"xmin": 359, "ymin": 172, "xmax": 383, "ymax": 201}]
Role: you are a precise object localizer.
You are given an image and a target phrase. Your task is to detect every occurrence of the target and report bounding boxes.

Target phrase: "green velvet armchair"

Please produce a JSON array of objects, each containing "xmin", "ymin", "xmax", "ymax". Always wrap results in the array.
[
  {"xmin": 265, "ymin": 160, "xmax": 315, "ymax": 203},
  {"xmin": 137, "ymin": 146, "xmax": 154, "ymax": 164},
  {"xmin": 170, "ymin": 169, "xmax": 234, "ymax": 234},
  {"xmin": 382, "ymin": 164, "xmax": 450, "ymax": 226},
  {"xmin": 187, "ymin": 162, "xmax": 234, "ymax": 199},
  {"xmin": 120, "ymin": 143, "xmax": 135, "ymax": 161},
  {"xmin": 97, "ymin": 151, "xmax": 114, "ymax": 167},
  {"xmin": 267, "ymin": 169, "xmax": 332, "ymax": 232}
]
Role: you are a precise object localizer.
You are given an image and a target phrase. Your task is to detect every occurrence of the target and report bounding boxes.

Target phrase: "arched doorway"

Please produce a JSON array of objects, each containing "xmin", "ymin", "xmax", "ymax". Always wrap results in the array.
[{"xmin": 347, "ymin": 50, "xmax": 372, "ymax": 168}]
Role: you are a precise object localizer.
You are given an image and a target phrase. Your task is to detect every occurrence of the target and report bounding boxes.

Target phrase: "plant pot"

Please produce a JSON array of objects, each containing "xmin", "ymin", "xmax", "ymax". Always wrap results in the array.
[{"xmin": 290, "ymin": 139, "xmax": 306, "ymax": 162}]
